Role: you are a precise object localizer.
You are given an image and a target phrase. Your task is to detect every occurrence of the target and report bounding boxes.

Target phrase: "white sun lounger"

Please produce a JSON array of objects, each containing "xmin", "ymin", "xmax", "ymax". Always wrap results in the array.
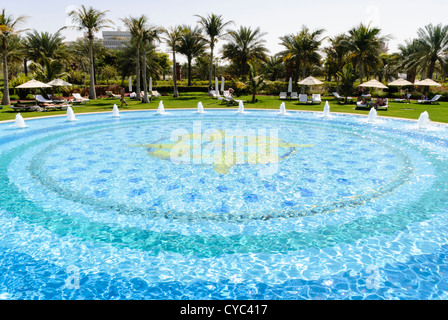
[
  {"xmin": 298, "ymin": 94, "xmax": 308, "ymax": 104},
  {"xmin": 72, "ymin": 93, "xmax": 90, "ymax": 104},
  {"xmin": 312, "ymin": 94, "xmax": 322, "ymax": 104},
  {"xmin": 417, "ymin": 94, "xmax": 441, "ymax": 104}
]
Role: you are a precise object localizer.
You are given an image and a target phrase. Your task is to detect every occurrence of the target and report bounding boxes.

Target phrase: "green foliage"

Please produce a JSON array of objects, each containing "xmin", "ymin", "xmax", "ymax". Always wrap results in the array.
[
  {"xmin": 9, "ymin": 73, "xmax": 33, "ymax": 99},
  {"xmin": 338, "ymin": 63, "xmax": 356, "ymax": 96}
]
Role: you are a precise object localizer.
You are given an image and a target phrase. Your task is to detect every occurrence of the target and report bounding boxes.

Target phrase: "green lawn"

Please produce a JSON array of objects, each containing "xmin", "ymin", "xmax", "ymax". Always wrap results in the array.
[{"xmin": 1, "ymin": 92, "xmax": 447, "ymax": 123}]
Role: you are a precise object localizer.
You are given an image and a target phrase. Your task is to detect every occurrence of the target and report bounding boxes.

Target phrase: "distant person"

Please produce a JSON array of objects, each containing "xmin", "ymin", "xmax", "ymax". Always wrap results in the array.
[
  {"xmin": 228, "ymin": 88, "xmax": 234, "ymax": 97},
  {"xmin": 421, "ymin": 94, "xmax": 428, "ymax": 101},
  {"xmin": 375, "ymin": 98, "xmax": 387, "ymax": 107},
  {"xmin": 120, "ymin": 86, "xmax": 128, "ymax": 107}
]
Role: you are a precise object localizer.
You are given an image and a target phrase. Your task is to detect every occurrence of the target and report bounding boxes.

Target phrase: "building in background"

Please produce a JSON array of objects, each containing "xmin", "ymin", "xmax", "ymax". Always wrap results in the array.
[{"xmin": 102, "ymin": 30, "xmax": 131, "ymax": 50}]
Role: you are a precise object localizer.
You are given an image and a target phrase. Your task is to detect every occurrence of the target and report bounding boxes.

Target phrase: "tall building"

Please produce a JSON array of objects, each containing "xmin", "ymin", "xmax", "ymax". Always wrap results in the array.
[{"xmin": 102, "ymin": 30, "xmax": 131, "ymax": 50}]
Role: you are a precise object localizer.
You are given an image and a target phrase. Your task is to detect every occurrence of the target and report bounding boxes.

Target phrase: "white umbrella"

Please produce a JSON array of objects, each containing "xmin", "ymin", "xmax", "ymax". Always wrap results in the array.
[
  {"xmin": 287, "ymin": 77, "xmax": 292, "ymax": 93},
  {"xmin": 16, "ymin": 79, "xmax": 52, "ymax": 104},
  {"xmin": 128, "ymin": 76, "xmax": 132, "ymax": 92},
  {"xmin": 388, "ymin": 78, "xmax": 413, "ymax": 100},
  {"xmin": 414, "ymin": 78, "xmax": 442, "ymax": 87},
  {"xmin": 215, "ymin": 77, "xmax": 220, "ymax": 96},
  {"xmin": 149, "ymin": 77, "xmax": 152, "ymax": 91},
  {"xmin": 47, "ymin": 78, "xmax": 72, "ymax": 86},
  {"xmin": 297, "ymin": 76, "xmax": 324, "ymax": 86},
  {"xmin": 388, "ymin": 78, "xmax": 413, "ymax": 86},
  {"xmin": 221, "ymin": 76, "xmax": 225, "ymax": 93},
  {"xmin": 16, "ymin": 79, "xmax": 52, "ymax": 89},
  {"xmin": 358, "ymin": 79, "xmax": 388, "ymax": 89}
]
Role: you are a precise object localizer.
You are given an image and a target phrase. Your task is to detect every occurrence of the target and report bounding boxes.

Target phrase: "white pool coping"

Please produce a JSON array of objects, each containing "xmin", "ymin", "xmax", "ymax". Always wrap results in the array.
[{"xmin": 1, "ymin": 107, "xmax": 448, "ymax": 126}]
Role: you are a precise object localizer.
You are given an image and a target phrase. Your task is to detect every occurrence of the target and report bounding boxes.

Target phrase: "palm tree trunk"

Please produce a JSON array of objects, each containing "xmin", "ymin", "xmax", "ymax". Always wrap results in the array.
[
  {"xmin": 187, "ymin": 57, "xmax": 192, "ymax": 87},
  {"xmin": 172, "ymin": 51, "xmax": 179, "ymax": 97},
  {"xmin": 135, "ymin": 45, "xmax": 141, "ymax": 101},
  {"xmin": 1, "ymin": 51, "xmax": 10, "ymax": 106},
  {"xmin": 88, "ymin": 36, "xmax": 97, "ymax": 100},
  {"xmin": 89, "ymin": 36, "xmax": 96, "ymax": 100},
  {"xmin": 24, "ymin": 58, "xmax": 28, "ymax": 76},
  {"xmin": 208, "ymin": 43, "xmax": 214, "ymax": 87},
  {"xmin": 359, "ymin": 58, "xmax": 364, "ymax": 84},
  {"xmin": 142, "ymin": 46, "xmax": 149, "ymax": 103}
]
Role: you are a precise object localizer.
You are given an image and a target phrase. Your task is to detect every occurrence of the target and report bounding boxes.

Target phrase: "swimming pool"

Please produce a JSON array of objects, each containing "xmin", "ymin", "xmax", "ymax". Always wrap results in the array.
[{"xmin": 1, "ymin": 108, "xmax": 448, "ymax": 300}]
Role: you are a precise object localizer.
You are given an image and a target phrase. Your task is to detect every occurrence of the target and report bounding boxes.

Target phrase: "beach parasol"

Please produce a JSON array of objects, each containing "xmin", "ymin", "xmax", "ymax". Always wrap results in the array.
[
  {"xmin": 297, "ymin": 76, "xmax": 324, "ymax": 86},
  {"xmin": 215, "ymin": 77, "xmax": 220, "ymax": 97},
  {"xmin": 414, "ymin": 78, "xmax": 442, "ymax": 87},
  {"xmin": 16, "ymin": 79, "xmax": 52, "ymax": 104},
  {"xmin": 47, "ymin": 78, "xmax": 72, "ymax": 86},
  {"xmin": 47, "ymin": 78, "xmax": 72, "ymax": 97},
  {"xmin": 287, "ymin": 77, "xmax": 292, "ymax": 93},
  {"xmin": 297, "ymin": 76, "xmax": 324, "ymax": 94},
  {"xmin": 388, "ymin": 79, "xmax": 413, "ymax": 86},
  {"xmin": 358, "ymin": 79, "xmax": 388, "ymax": 89},
  {"xmin": 221, "ymin": 76, "xmax": 225, "ymax": 93},
  {"xmin": 149, "ymin": 77, "xmax": 152, "ymax": 92}
]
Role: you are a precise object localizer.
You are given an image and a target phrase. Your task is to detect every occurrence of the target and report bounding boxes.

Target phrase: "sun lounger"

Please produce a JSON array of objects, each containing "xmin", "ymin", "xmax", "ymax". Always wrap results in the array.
[
  {"xmin": 35, "ymin": 95, "xmax": 53, "ymax": 104},
  {"xmin": 106, "ymin": 91, "xmax": 120, "ymax": 99},
  {"xmin": 290, "ymin": 92, "xmax": 299, "ymax": 100},
  {"xmin": 395, "ymin": 93, "xmax": 411, "ymax": 103},
  {"xmin": 72, "ymin": 93, "xmax": 90, "ymax": 104},
  {"xmin": 298, "ymin": 94, "xmax": 308, "ymax": 104},
  {"xmin": 356, "ymin": 101, "xmax": 370, "ymax": 110},
  {"xmin": 10, "ymin": 104, "xmax": 31, "ymax": 112},
  {"xmin": 279, "ymin": 92, "xmax": 287, "ymax": 100},
  {"xmin": 221, "ymin": 95, "xmax": 241, "ymax": 106},
  {"xmin": 332, "ymin": 92, "xmax": 355, "ymax": 103},
  {"xmin": 209, "ymin": 90, "xmax": 220, "ymax": 99},
  {"xmin": 40, "ymin": 103, "xmax": 71, "ymax": 111},
  {"xmin": 312, "ymin": 94, "xmax": 322, "ymax": 104},
  {"xmin": 417, "ymin": 94, "xmax": 441, "ymax": 104},
  {"xmin": 332, "ymin": 92, "xmax": 343, "ymax": 100}
]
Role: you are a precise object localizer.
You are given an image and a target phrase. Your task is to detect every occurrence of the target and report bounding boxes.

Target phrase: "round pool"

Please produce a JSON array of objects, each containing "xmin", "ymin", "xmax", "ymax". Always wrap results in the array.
[{"xmin": 1, "ymin": 108, "xmax": 448, "ymax": 299}]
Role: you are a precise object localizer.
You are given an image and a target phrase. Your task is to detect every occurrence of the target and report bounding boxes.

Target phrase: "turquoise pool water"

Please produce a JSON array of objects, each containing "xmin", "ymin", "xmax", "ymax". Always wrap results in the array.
[{"xmin": 1, "ymin": 108, "xmax": 448, "ymax": 299}]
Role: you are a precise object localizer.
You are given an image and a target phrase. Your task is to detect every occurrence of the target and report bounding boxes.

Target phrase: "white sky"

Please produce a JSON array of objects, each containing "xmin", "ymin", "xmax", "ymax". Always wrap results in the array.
[{"xmin": 4, "ymin": 0, "xmax": 448, "ymax": 62}]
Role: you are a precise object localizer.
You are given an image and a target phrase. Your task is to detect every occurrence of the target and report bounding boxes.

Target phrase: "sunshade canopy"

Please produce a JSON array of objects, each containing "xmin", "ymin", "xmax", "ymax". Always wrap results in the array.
[
  {"xmin": 414, "ymin": 78, "xmax": 442, "ymax": 87},
  {"xmin": 358, "ymin": 79, "xmax": 388, "ymax": 89},
  {"xmin": 15, "ymin": 79, "xmax": 52, "ymax": 89},
  {"xmin": 297, "ymin": 76, "xmax": 324, "ymax": 86},
  {"xmin": 47, "ymin": 78, "xmax": 72, "ymax": 86},
  {"xmin": 388, "ymin": 79, "xmax": 413, "ymax": 86}
]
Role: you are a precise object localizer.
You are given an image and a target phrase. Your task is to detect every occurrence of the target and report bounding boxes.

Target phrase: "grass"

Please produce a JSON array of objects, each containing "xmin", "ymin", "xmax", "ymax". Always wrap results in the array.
[{"xmin": 1, "ymin": 92, "xmax": 447, "ymax": 123}]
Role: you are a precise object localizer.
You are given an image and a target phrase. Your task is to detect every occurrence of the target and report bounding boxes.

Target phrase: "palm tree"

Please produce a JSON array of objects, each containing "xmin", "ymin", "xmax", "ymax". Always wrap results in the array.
[
  {"xmin": 246, "ymin": 62, "xmax": 265, "ymax": 103},
  {"xmin": 122, "ymin": 15, "xmax": 150, "ymax": 101},
  {"xmin": 262, "ymin": 54, "xmax": 284, "ymax": 81},
  {"xmin": 67, "ymin": 5, "xmax": 113, "ymax": 99},
  {"xmin": 222, "ymin": 26, "xmax": 269, "ymax": 79},
  {"xmin": 397, "ymin": 39, "xmax": 422, "ymax": 83},
  {"xmin": 24, "ymin": 30, "xmax": 68, "ymax": 82},
  {"xmin": 323, "ymin": 34, "xmax": 349, "ymax": 91},
  {"xmin": 337, "ymin": 63, "xmax": 356, "ymax": 97},
  {"xmin": 162, "ymin": 26, "xmax": 184, "ymax": 97},
  {"xmin": 195, "ymin": 13, "xmax": 233, "ymax": 86},
  {"xmin": 344, "ymin": 23, "xmax": 388, "ymax": 83},
  {"xmin": 279, "ymin": 26, "xmax": 325, "ymax": 84},
  {"xmin": 177, "ymin": 25, "xmax": 206, "ymax": 86},
  {"xmin": 141, "ymin": 26, "xmax": 161, "ymax": 103},
  {"xmin": 24, "ymin": 30, "xmax": 67, "ymax": 64},
  {"xmin": 0, "ymin": 9, "xmax": 27, "ymax": 106},
  {"xmin": 413, "ymin": 23, "xmax": 448, "ymax": 80}
]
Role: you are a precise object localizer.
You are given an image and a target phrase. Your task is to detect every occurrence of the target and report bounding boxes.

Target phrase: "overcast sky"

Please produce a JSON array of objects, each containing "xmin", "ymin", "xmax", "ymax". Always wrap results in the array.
[{"xmin": 4, "ymin": 0, "xmax": 448, "ymax": 62}]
